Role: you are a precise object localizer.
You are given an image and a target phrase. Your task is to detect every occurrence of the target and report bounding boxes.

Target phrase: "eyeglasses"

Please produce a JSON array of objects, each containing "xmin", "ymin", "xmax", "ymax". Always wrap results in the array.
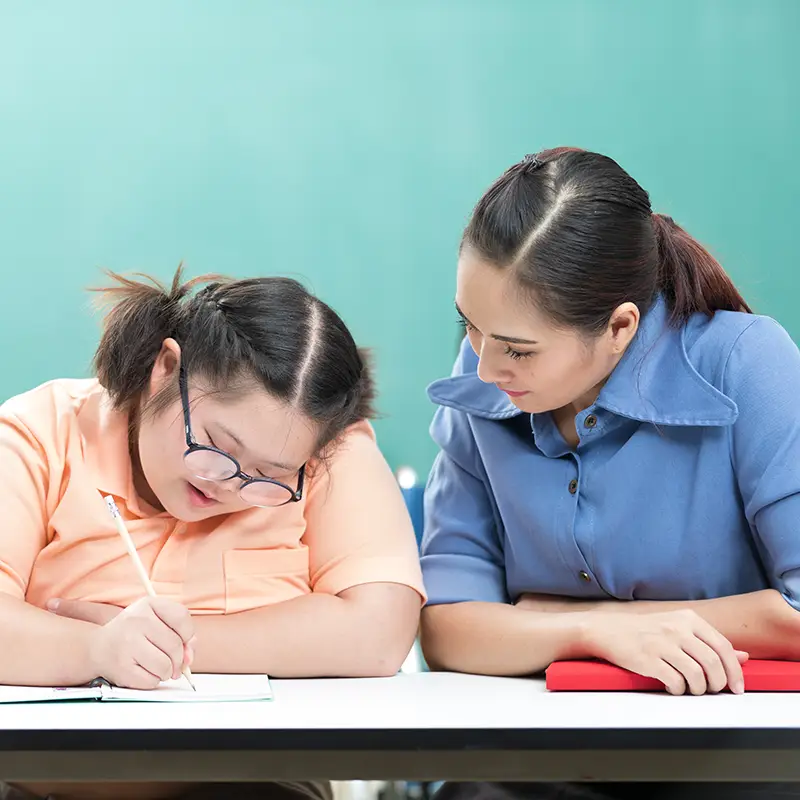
[{"xmin": 179, "ymin": 362, "xmax": 305, "ymax": 507}]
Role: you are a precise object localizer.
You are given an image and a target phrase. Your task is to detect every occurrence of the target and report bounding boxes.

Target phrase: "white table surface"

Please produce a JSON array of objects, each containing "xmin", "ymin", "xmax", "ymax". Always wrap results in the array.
[
  {"xmin": 3, "ymin": 671, "xmax": 800, "ymax": 730},
  {"xmin": 1, "ymin": 672, "xmax": 800, "ymax": 782}
]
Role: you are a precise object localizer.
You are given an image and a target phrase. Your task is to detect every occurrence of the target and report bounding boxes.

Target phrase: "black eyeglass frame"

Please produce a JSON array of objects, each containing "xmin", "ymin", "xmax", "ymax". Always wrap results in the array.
[{"xmin": 179, "ymin": 361, "xmax": 305, "ymax": 507}]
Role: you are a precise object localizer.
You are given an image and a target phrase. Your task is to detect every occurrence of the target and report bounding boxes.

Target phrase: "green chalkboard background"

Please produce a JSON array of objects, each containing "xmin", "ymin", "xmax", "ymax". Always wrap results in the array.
[{"xmin": 1, "ymin": 0, "xmax": 797, "ymax": 476}]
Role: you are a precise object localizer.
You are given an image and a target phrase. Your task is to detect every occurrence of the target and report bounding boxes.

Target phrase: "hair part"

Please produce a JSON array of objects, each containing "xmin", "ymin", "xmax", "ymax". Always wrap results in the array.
[
  {"xmin": 90, "ymin": 264, "xmax": 375, "ymax": 454},
  {"xmin": 462, "ymin": 147, "xmax": 750, "ymax": 335},
  {"xmin": 292, "ymin": 301, "xmax": 321, "ymax": 407}
]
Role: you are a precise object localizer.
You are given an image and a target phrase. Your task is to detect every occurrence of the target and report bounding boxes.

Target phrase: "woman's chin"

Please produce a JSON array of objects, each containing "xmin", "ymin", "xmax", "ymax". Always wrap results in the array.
[{"xmin": 507, "ymin": 394, "xmax": 543, "ymax": 414}]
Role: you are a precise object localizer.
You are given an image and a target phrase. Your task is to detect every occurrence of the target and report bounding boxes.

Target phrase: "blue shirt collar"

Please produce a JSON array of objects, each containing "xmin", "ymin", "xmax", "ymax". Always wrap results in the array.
[
  {"xmin": 427, "ymin": 357, "xmax": 522, "ymax": 420},
  {"xmin": 427, "ymin": 296, "xmax": 739, "ymax": 427}
]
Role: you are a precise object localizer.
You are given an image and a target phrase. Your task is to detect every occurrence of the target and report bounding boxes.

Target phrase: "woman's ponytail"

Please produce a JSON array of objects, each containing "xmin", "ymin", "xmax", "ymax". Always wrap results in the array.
[{"xmin": 653, "ymin": 213, "xmax": 751, "ymax": 324}]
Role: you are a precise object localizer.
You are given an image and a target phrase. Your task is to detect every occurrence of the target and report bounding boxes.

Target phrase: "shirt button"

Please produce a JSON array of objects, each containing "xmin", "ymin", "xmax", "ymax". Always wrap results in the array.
[
  {"xmin": 584, "ymin": 415, "xmax": 598, "ymax": 429},
  {"xmin": 579, "ymin": 570, "xmax": 591, "ymax": 582},
  {"xmin": 568, "ymin": 479, "xmax": 578, "ymax": 495}
]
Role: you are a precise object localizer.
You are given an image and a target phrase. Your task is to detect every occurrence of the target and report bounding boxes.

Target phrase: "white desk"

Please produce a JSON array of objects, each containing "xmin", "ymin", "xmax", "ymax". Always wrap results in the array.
[{"xmin": 1, "ymin": 672, "xmax": 800, "ymax": 783}]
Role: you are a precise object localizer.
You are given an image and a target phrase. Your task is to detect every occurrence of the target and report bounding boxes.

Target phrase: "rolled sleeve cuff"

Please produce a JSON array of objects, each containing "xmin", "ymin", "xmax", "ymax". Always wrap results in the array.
[
  {"xmin": 311, "ymin": 555, "xmax": 427, "ymax": 603},
  {"xmin": 421, "ymin": 553, "xmax": 507, "ymax": 605},
  {"xmin": 779, "ymin": 569, "xmax": 800, "ymax": 612}
]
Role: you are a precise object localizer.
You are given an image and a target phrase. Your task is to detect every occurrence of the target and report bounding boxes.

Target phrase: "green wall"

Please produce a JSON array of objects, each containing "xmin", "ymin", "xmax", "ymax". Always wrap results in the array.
[{"xmin": 1, "ymin": 0, "xmax": 798, "ymax": 476}]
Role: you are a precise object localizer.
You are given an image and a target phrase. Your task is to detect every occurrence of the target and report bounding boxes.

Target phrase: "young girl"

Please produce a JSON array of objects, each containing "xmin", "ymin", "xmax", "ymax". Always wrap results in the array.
[
  {"xmin": 420, "ymin": 148, "xmax": 800, "ymax": 800},
  {"xmin": 0, "ymin": 269, "xmax": 424, "ymax": 800}
]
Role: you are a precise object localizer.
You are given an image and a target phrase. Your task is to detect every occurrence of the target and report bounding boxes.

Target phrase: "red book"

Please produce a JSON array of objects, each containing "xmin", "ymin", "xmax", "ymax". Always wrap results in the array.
[{"xmin": 545, "ymin": 659, "xmax": 800, "ymax": 692}]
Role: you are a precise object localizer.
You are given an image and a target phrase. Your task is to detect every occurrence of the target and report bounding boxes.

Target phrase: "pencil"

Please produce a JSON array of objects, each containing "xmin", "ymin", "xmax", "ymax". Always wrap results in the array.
[{"xmin": 103, "ymin": 495, "xmax": 197, "ymax": 691}]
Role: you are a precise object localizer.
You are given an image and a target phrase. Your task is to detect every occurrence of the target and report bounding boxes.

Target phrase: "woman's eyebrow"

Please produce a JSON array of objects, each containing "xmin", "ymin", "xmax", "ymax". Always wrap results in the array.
[{"xmin": 455, "ymin": 302, "xmax": 538, "ymax": 345}]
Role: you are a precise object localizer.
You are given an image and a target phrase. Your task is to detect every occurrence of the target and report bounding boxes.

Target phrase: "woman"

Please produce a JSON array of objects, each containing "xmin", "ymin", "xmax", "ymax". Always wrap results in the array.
[
  {"xmin": 420, "ymin": 148, "xmax": 800, "ymax": 799},
  {"xmin": 0, "ymin": 268, "xmax": 424, "ymax": 800}
]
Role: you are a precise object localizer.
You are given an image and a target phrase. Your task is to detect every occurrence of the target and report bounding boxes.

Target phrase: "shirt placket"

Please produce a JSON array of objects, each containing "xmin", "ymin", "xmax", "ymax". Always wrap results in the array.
[
  {"xmin": 568, "ymin": 408, "xmax": 612, "ymax": 594},
  {"xmin": 149, "ymin": 519, "xmax": 190, "ymax": 602}
]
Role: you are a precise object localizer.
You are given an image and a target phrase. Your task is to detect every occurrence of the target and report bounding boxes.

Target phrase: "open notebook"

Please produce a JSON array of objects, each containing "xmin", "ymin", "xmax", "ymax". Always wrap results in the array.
[{"xmin": 0, "ymin": 674, "xmax": 272, "ymax": 703}]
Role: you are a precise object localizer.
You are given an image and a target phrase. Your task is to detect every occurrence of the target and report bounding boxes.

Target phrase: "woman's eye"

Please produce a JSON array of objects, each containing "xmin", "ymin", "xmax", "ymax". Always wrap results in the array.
[
  {"xmin": 457, "ymin": 317, "xmax": 476, "ymax": 332},
  {"xmin": 504, "ymin": 346, "xmax": 534, "ymax": 361}
]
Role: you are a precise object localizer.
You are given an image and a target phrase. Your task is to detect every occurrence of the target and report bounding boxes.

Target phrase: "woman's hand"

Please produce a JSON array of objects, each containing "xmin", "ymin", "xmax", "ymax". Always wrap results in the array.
[
  {"xmin": 583, "ymin": 609, "xmax": 749, "ymax": 695},
  {"xmin": 85, "ymin": 597, "xmax": 195, "ymax": 689}
]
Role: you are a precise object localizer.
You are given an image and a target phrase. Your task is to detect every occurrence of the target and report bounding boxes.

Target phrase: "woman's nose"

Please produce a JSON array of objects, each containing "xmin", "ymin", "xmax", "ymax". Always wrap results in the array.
[{"xmin": 475, "ymin": 345, "xmax": 506, "ymax": 385}]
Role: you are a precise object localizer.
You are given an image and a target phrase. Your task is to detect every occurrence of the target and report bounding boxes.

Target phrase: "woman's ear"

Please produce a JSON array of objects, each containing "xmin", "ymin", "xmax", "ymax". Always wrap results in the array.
[
  {"xmin": 147, "ymin": 338, "xmax": 182, "ymax": 397},
  {"xmin": 607, "ymin": 303, "xmax": 640, "ymax": 354}
]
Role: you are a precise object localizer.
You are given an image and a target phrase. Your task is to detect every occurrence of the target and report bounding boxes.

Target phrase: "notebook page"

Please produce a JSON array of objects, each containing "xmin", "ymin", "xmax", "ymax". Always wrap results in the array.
[
  {"xmin": 0, "ymin": 685, "xmax": 101, "ymax": 704},
  {"xmin": 104, "ymin": 673, "xmax": 272, "ymax": 702}
]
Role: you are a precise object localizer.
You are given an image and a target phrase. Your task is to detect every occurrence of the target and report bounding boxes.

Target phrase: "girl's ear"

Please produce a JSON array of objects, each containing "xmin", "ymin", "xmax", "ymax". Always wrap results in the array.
[{"xmin": 147, "ymin": 338, "xmax": 182, "ymax": 397}]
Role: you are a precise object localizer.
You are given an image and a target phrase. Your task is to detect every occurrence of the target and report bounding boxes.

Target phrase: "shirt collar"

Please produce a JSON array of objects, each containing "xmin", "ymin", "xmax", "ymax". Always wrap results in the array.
[
  {"xmin": 427, "ymin": 296, "xmax": 738, "ymax": 427},
  {"xmin": 596, "ymin": 296, "xmax": 738, "ymax": 426},
  {"xmin": 78, "ymin": 384, "xmax": 137, "ymax": 503},
  {"xmin": 427, "ymin": 345, "xmax": 522, "ymax": 421}
]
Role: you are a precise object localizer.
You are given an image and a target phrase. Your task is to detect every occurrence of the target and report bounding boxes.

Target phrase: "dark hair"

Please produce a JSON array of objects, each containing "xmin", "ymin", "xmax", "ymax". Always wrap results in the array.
[
  {"xmin": 91, "ymin": 265, "xmax": 375, "ymax": 452},
  {"xmin": 462, "ymin": 147, "xmax": 751, "ymax": 333}
]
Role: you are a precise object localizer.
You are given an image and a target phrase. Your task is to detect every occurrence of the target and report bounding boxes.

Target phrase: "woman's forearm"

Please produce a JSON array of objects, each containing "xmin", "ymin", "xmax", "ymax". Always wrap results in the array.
[
  {"xmin": 0, "ymin": 593, "xmax": 97, "ymax": 686},
  {"xmin": 420, "ymin": 601, "xmax": 594, "ymax": 676},
  {"xmin": 191, "ymin": 584, "xmax": 420, "ymax": 677},
  {"xmin": 607, "ymin": 590, "xmax": 800, "ymax": 658},
  {"xmin": 518, "ymin": 589, "xmax": 800, "ymax": 659}
]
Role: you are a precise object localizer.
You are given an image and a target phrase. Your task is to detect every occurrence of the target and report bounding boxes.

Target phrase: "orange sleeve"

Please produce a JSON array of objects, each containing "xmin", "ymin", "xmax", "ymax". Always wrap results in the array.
[
  {"xmin": 0, "ymin": 411, "xmax": 49, "ymax": 598},
  {"xmin": 302, "ymin": 421, "xmax": 426, "ymax": 602}
]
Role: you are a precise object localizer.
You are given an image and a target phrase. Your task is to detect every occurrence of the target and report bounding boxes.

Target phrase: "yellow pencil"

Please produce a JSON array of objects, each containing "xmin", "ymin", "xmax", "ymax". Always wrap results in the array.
[{"xmin": 103, "ymin": 495, "xmax": 196, "ymax": 691}]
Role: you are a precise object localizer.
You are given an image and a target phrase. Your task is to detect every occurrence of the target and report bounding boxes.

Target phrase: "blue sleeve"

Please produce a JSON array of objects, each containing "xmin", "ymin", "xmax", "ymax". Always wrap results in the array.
[
  {"xmin": 420, "ymin": 347, "xmax": 508, "ymax": 606},
  {"xmin": 727, "ymin": 317, "xmax": 800, "ymax": 611}
]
